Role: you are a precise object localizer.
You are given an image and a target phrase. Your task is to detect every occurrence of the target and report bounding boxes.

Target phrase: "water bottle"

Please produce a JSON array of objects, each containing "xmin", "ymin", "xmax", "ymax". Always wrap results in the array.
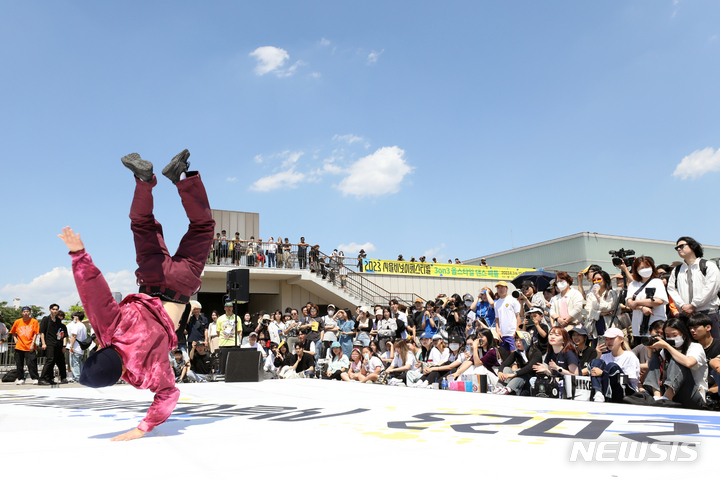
[{"xmin": 441, "ymin": 378, "xmax": 448, "ymax": 390}]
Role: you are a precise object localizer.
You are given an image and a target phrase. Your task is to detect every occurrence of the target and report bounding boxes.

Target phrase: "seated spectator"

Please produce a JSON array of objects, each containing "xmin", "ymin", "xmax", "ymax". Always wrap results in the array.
[
  {"xmin": 378, "ymin": 339, "xmax": 394, "ymax": 367},
  {"xmin": 342, "ymin": 348, "xmax": 364, "ymax": 382},
  {"xmin": 588, "ymin": 328, "xmax": 640, "ymax": 403},
  {"xmin": 385, "ymin": 339, "xmax": 417, "ymax": 386},
  {"xmin": 420, "ymin": 301, "xmax": 443, "ymax": 337},
  {"xmin": 533, "ymin": 327, "xmax": 579, "ymax": 377},
  {"xmin": 448, "ymin": 329, "xmax": 499, "ymax": 387},
  {"xmin": 570, "ymin": 326, "xmax": 597, "ymax": 374},
  {"xmin": 279, "ymin": 342, "xmax": 315, "ymax": 379},
  {"xmin": 493, "ymin": 331, "xmax": 543, "ymax": 395},
  {"xmin": 358, "ymin": 345, "xmax": 384, "ymax": 383},
  {"xmin": 187, "ymin": 341, "xmax": 212, "ymax": 382},
  {"xmin": 296, "ymin": 330, "xmax": 316, "ymax": 357},
  {"xmin": 687, "ymin": 313, "xmax": 720, "ymax": 389},
  {"xmin": 525, "ymin": 307, "xmax": 550, "ymax": 352},
  {"xmin": 469, "ymin": 290, "xmax": 495, "ymax": 331},
  {"xmin": 631, "ymin": 319, "xmax": 664, "ymax": 383},
  {"xmin": 272, "ymin": 341, "xmax": 290, "ymax": 371},
  {"xmin": 641, "ymin": 318, "xmax": 707, "ymax": 408},
  {"xmin": 171, "ymin": 349, "xmax": 190, "ymax": 383},
  {"xmin": 264, "ymin": 342, "xmax": 281, "ymax": 375},
  {"xmin": 620, "ymin": 256, "xmax": 668, "ymax": 346},
  {"xmin": 415, "ymin": 334, "xmax": 465, "ymax": 388},
  {"xmin": 323, "ymin": 342, "xmax": 349, "ymax": 380},
  {"xmin": 241, "ymin": 332, "xmax": 267, "ymax": 358}
]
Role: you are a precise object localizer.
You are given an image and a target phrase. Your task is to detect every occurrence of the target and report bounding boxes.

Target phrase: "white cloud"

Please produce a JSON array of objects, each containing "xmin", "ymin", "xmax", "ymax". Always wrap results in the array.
[
  {"xmin": 367, "ymin": 49, "xmax": 384, "ymax": 65},
  {"xmin": 337, "ymin": 242, "xmax": 376, "ymax": 255},
  {"xmin": 253, "ymin": 155, "xmax": 263, "ymax": 163},
  {"xmin": 711, "ymin": 35, "xmax": 718, "ymax": 42},
  {"xmin": 276, "ymin": 60, "xmax": 306, "ymax": 78},
  {"xmin": 319, "ymin": 38, "xmax": 331, "ymax": 46},
  {"xmin": 337, "ymin": 146, "xmax": 413, "ymax": 198},
  {"xmin": 0, "ymin": 267, "xmax": 136, "ymax": 311},
  {"xmin": 249, "ymin": 46, "xmax": 290, "ymax": 76},
  {"xmin": 250, "ymin": 167, "xmax": 306, "ymax": 192},
  {"xmin": 310, "ymin": 72, "xmax": 321, "ymax": 79},
  {"xmin": 226, "ymin": 177, "xmax": 237, "ymax": 182},
  {"xmin": 333, "ymin": 133, "xmax": 365, "ymax": 145},
  {"xmin": 672, "ymin": 147, "xmax": 720, "ymax": 180},
  {"xmin": 423, "ymin": 244, "xmax": 446, "ymax": 258},
  {"xmin": 280, "ymin": 151, "xmax": 304, "ymax": 168}
]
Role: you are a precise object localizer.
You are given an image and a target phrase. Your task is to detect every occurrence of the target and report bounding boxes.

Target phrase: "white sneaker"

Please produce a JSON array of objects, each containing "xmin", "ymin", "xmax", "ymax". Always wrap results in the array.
[
  {"xmin": 494, "ymin": 387, "xmax": 511, "ymax": 395},
  {"xmin": 593, "ymin": 391, "xmax": 605, "ymax": 402},
  {"xmin": 31, "ymin": 379, "xmax": 39, "ymax": 385},
  {"xmin": 15, "ymin": 379, "xmax": 24, "ymax": 385}
]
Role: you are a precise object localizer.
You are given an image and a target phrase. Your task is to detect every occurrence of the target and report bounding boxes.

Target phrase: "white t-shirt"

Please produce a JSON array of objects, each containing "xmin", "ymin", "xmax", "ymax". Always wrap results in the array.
[
  {"xmin": 324, "ymin": 316, "xmax": 338, "ymax": 343},
  {"xmin": 67, "ymin": 321, "xmax": 88, "ymax": 355},
  {"xmin": 392, "ymin": 351, "xmax": 418, "ymax": 371},
  {"xmin": 363, "ymin": 356, "xmax": 384, "ymax": 374},
  {"xmin": 494, "ymin": 296, "xmax": 521, "ymax": 337},
  {"xmin": 428, "ymin": 346, "xmax": 443, "ymax": 364},
  {"xmin": 600, "ymin": 350, "xmax": 640, "ymax": 389},
  {"xmin": 448, "ymin": 350, "xmax": 467, "ymax": 363},
  {"xmin": 627, "ymin": 278, "xmax": 668, "ymax": 337}
]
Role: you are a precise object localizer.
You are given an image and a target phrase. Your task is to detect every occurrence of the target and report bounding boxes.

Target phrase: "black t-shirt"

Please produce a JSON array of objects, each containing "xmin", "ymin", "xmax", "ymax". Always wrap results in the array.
[
  {"xmin": 190, "ymin": 350, "xmax": 212, "ymax": 374},
  {"xmin": 40, "ymin": 316, "xmax": 67, "ymax": 347},
  {"xmin": 576, "ymin": 345, "xmax": 598, "ymax": 372},
  {"xmin": 242, "ymin": 320, "xmax": 258, "ymax": 337},
  {"xmin": 291, "ymin": 352, "xmax": 315, "ymax": 372},
  {"xmin": 304, "ymin": 317, "xmax": 324, "ymax": 342},
  {"xmin": 703, "ymin": 339, "xmax": 720, "ymax": 385},
  {"xmin": 544, "ymin": 349, "xmax": 579, "ymax": 377}
]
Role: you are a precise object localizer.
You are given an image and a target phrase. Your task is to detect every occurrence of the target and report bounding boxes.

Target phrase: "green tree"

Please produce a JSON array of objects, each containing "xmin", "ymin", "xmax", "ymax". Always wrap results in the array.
[{"xmin": 0, "ymin": 301, "xmax": 45, "ymax": 329}]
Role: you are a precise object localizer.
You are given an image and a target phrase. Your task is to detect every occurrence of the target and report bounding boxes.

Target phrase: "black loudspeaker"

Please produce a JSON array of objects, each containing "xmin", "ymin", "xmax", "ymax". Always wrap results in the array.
[
  {"xmin": 226, "ymin": 268, "xmax": 249, "ymax": 303},
  {"xmin": 225, "ymin": 349, "xmax": 264, "ymax": 382}
]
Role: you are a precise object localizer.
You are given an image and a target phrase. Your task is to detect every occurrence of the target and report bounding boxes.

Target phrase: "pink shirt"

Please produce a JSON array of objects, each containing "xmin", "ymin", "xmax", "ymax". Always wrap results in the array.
[{"xmin": 71, "ymin": 249, "xmax": 179, "ymax": 433}]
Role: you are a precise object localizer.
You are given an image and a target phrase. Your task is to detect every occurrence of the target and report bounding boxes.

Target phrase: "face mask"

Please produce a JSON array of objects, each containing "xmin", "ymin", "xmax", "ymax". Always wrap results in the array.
[
  {"xmin": 327, "ymin": 311, "xmax": 335, "ymax": 317},
  {"xmin": 556, "ymin": 282, "xmax": 568, "ymax": 291},
  {"xmin": 449, "ymin": 343, "xmax": 460, "ymax": 351},
  {"xmin": 363, "ymin": 353, "xmax": 370, "ymax": 360},
  {"xmin": 668, "ymin": 337, "xmax": 684, "ymax": 348},
  {"xmin": 464, "ymin": 300, "xmax": 472, "ymax": 307},
  {"xmin": 638, "ymin": 268, "xmax": 653, "ymax": 279}
]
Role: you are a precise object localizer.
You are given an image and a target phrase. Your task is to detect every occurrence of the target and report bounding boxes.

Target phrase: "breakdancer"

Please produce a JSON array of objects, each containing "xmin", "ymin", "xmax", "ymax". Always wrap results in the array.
[{"xmin": 58, "ymin": 149, "xmax": 215, "ymax": 441}]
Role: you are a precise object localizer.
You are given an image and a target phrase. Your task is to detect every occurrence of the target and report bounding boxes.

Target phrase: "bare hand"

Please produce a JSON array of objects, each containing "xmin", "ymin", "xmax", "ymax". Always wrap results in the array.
[
  {"xmin": 590, "ymin": 367, "xmax": 603, "ymax": 377},
  {"xmin": 58, "ymin": 226, "xmax": 85, "ymax": 252},
  {"xmin": 110, "ymin": 427, "xmax": 145, "ymax": 442}
]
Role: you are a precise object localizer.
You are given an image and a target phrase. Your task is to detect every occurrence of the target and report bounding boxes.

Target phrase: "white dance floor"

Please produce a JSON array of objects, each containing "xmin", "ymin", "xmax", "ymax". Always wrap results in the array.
[{"xmin": 1, "ymin": 380, "xmax": 718, "ymax": 477}]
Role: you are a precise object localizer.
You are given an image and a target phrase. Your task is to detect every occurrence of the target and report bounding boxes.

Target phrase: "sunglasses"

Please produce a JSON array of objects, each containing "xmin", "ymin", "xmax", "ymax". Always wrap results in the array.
[{"xmin": 674, "ymin": 244, "xmax": 688, "ymax": 251}]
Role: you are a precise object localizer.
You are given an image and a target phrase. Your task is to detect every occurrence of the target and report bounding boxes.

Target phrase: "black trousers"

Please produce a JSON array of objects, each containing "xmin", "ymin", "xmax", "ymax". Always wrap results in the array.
[
  {"xmin": 15, "ymin": 349, "xmax": 39, "ymax": 380},
  {"xmin": 41, "ymin": 344, "xmax": 67, "ymax": 381}
]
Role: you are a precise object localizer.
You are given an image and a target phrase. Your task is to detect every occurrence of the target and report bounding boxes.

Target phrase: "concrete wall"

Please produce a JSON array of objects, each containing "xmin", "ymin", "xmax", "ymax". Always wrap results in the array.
[{"xmin": 211, "ymin": 209, "xmax": 259, "ymax": 240}]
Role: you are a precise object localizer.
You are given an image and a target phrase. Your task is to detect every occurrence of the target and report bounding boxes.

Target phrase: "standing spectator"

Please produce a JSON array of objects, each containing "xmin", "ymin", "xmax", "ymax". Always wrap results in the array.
[
  {"xmin": 39, "ymin": 304, "xmax": 68, "ymax": 385},
  {"xmin": 355, "ymin": 307, "xmax": 372, "ymax": 347},
  {"xmin": 485, "ymin": 282, "xmax": 521, "ymax": 352},
  {"xmin": 208, "ymin": 310, "xmax": 219, "ymax": 353},
  {"xmin": 212, "ymin": 233, "xmax": 221, "ymax": 265},
  {"xmin": 267, "ymin": 237, "xmax": 277, "ymax": 268},
  {"xmin": 0, "ymin": 315, "xmax": 8, "ymax": 356},
  {"xmin": 420, "ymin": 301, "xmax": 442, "ymax": 337},
  {"xmin": 66, "ymin": 311, "xmax": 88, "ymax": 382},
  {"xmin": 284, "ymin": 310, "xmax": 300, "ymax": 351},
  {"xmin": 576, "ymin": 264, "xmax": 603, "ymax": 301},
  {"xmin": 322, "ymin": 305, "xmax": 339, "ymax": 357},
  {"xmin": 583, "ymin": 270, "xmax": 616, "ymax": 342},
  {"xmin": 620, "ymin": 257, "xmax": 668, "ymax": 344},
  {"xmin": 377, "ymin": 307, "xmax": 397, "ymax": 352},
  {"xmin": 480, "ymin": 258, "xmax": 488, "ymax": 267},
  {"xmin": 281, "ymin": 238, "xmax": 292, "ymax": 268},
  {"xmin": 309, "ymin": 245, "xmax": 320, "ymax": 272},
  {"xmin": 257, "ymin": 238, "xmax": 266, "ymax": 267},
  {"xmin": 241, "ymin": 312, "xmax": 259, "ymax": 346},
  {"xmin": 246, "ymin": 236, "xmax": 256, "ymax": 267},
  {"xmin": 297, "ymin": 237, "xmax": 309, "ymax": 269},
  {"xmin": 232, "ymin": 232, "xmax": 244, "ymax": 266},
  {"xmin": 217, "ymin": 301, "xmax": 240, "ymax": 347},
  {"xmin": 337, "ymin": 309, "xmax": 355, "ymax": 357},
  {"xmin": 469, "ymin": 290, "xmax": 496, "ymax": 330},
  {"xmin": 175, "ymin": 312, "xmax": 189, "ymax": 361},
  {"xmin": 549, "ymin": 272, "xmax": 584, "ymax": 331},
  {"xmin": 389, "ymin": 299, "xmax": 407, "ymax": 339},
  {"xmin": 219, "ymin": 230, "xmax": 229, "ymax": 266},
  {"xmin": 10, "ymin": 306, "xmax": 40, "ymax": 385},
  {"xmin": 302, "ymin": 304, "xmax": 324, "ymax": 361},
  {"xmin": 357, "ymin": 249, "xmax": 367, "ymax": 272},
  {"xmin": 186, "ymin": 300, "xmax": 209, "ymax": 347},
  {"xmin": 667, "ymin": 236, "xmax": 720, "ymax": 339},
  {"xmin": 268, "ymin": 310, "xmax": 285, "ymax": 346}
]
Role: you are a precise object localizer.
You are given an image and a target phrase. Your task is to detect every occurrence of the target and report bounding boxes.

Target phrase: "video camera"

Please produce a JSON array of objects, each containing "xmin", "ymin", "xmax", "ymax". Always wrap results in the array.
[{"xmin": 609, "ymin": 248, "xmax": 635, "ymax": 268}]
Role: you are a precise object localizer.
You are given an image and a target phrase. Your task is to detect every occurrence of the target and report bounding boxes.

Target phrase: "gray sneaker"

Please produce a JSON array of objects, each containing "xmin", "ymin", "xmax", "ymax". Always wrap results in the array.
[
  {"xmin": 162, "ymin": 149, "xmax": 190, "ymax": 184},
  {"xmin": 121, "ymin": 153, "xmax": 154, "ymax": 182}
]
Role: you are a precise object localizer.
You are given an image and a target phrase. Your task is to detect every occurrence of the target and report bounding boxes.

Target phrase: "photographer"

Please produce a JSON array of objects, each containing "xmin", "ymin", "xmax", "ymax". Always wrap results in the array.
[
  {"xmin": 515, "ymin": 281, "xmax": 545, "ymax": 317},
  {"xmin": 445, "ymin": 298, "xmax": 464, "ymax": 337},
  {"xmin": 588, "ymin": 328, "xmax": 640, "ymax": 402},
  {"xmin": 619, "ymin": 256, "xmax": 667, "ymax": 346},
  {"xmin": 640, "ymin": 318, "xmax": 707, "ymax": 408},
  {"xmin": 469, "ymin": 289, "xmax": 495, "ymax": 330}
]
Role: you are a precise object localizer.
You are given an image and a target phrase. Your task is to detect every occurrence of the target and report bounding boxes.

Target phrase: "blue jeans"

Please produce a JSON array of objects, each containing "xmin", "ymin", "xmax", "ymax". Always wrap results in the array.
[
  {"xmin": 268, "ymin": 252, "xmax": 276, "ymax": 267},
  {"xmin": 70, "ymin": 351, "xmax": 84, "ymax": 379},
  {"xmin": 187, "ymin": 371, "xmax": 207, "ymax": 382}
]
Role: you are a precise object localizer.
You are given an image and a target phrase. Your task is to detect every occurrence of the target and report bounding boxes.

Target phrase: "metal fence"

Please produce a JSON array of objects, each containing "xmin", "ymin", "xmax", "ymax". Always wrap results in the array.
[{"xmin": 0, "ymin": 343, "xmax": 76, "ymax": 371}]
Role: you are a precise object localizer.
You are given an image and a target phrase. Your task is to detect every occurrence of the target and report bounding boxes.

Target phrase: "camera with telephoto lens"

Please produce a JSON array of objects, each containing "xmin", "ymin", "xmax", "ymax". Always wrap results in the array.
[
  {"xmin": 512, "ymin": 290, "xmax": 522, "ymax": 299},
  {"xmin": 609, "ymin": 248, "xmax": 636, "ymax": 268},
  {"xmin": 643, "ymin": 334, "xmax": 662, "ymax": 346}
]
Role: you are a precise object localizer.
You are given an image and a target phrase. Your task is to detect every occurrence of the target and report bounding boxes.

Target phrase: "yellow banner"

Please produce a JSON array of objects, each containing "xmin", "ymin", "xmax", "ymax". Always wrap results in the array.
[{"xmin": 361, "ymin": 259, "xmax": 533, "ymax": 280}]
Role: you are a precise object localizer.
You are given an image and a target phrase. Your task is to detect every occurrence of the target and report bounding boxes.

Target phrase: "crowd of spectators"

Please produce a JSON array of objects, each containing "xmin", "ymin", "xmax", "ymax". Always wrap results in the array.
[{"xmin": 6, "ymin": 236, "xmax": 720, "ymax": 412}]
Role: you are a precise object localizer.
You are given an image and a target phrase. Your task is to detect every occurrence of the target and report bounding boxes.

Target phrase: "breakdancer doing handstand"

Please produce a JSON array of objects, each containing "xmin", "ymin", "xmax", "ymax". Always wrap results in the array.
[{"xmin": 58, "ymin": 149, "xmax": 215, "ymax": 441}]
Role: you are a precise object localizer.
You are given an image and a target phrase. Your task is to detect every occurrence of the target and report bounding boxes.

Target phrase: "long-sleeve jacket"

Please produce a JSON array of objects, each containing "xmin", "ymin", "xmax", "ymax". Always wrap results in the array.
[{"xmin": 70, "ymin": 249, "xmax": 179, "ymax": 433}]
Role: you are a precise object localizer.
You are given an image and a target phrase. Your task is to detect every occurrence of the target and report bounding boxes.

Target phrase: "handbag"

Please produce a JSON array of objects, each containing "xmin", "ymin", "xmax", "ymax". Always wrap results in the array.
[
  {"xmin": 532, "ymin": 375, "xmax": 560, "ymax": 398},
  {"xmin": 78, "ymin": 335, "xmax": 94, "ymax": 350}
]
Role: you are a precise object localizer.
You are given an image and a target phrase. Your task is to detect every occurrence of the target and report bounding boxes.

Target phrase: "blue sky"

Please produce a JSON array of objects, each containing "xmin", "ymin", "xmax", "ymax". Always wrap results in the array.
[{"xmin": 1, "ymin": 1, "xmax": 719, "ymax": 310}]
